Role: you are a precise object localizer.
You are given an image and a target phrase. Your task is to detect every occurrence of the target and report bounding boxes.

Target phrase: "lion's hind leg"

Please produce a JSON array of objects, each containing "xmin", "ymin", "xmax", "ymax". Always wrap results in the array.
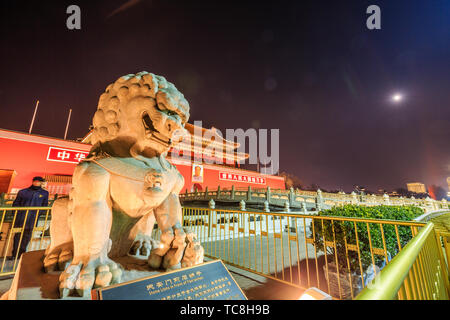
[{"xmin": 43, "ymin": 197, "xmax": 74, "ymax": 272}]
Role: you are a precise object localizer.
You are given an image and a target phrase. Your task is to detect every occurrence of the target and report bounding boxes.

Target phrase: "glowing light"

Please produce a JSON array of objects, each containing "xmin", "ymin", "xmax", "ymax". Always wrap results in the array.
[
  {"xmin": 391, "ymin": 93, "xmax": 403, "ymax": 102},
  {"xmin": 298, "ymin": 287, "xmax": 332, "ymax": 300}
]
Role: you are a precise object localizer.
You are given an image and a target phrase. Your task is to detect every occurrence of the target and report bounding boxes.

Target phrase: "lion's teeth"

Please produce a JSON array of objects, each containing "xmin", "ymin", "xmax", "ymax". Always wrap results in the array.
[{"xmin": 154, "ymin": 182, "xmax": 161, "ymax": 187}]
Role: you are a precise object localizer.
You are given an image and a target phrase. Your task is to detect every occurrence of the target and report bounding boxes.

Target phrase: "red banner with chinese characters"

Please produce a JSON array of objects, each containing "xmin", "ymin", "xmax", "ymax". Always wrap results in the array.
[
  {"xmin": 46, "ymin": 147, "xmax": 89, "ymax": 164},
  {"xmin": 219, "ymin": 172, "xmax": 266, "ymax": 185}
]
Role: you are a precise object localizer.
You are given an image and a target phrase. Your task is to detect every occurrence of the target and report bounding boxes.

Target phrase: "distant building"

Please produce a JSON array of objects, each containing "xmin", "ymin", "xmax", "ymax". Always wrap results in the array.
[
  {"xmin": 447, "ymin": 177, "xmax": 450, "ymax": 197},
  {"xmin": 388, "ymin": 191, "xmax": 399, "ymax": 197},
  {"xmin": 407, "ymin": 182, "xmax": 427, "ymax": 194}
]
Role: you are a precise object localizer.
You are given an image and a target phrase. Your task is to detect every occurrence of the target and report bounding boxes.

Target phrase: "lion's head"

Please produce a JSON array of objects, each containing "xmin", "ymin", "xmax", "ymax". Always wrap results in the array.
[{"xmin": 90, "ymin": 72, "xmax": 190, "ymax": 157}]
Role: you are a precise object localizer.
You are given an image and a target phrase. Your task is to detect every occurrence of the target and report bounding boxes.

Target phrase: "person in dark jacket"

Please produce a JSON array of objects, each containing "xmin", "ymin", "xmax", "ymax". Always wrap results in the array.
[{"xmin": 11, "ymin": 176, "xmax": 49, "ymax": 259}]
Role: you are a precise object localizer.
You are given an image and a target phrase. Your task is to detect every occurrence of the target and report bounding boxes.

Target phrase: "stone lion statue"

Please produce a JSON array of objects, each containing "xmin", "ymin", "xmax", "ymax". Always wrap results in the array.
[{"xmin": 43, "ymin": 72, "xmax": 204, "ymax": 298}]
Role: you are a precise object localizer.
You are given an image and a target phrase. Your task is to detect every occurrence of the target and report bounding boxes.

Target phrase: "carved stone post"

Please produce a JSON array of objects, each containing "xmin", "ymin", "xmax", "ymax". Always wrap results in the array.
[
  {"xmin": 316, "ymin": 189, "xmax": 324, "ymax": 209},
  {"xmin": 284, "ymin": 201, "xmax": 290, "ymax": 213},
  {"xmin": 351, "ymin": 191, "xmax": 358, "ymax": 205},
  {"xmin": 239, "ymin": 200, "xmax": 246, "ymax": 211},
  {"xmin": 264, "ymin": 200, "xmax": 270, "ymax": 212},
  {"xmin": 289, "ymin": 187, "xmax": 295, "ymax": 206},
  {"xmin": 247, "ymin": 186, "xmax": 252, "ymax": 201},
  {"xmin": 383, "ymin": 193, "xmax": 390, "ymax": 205}
]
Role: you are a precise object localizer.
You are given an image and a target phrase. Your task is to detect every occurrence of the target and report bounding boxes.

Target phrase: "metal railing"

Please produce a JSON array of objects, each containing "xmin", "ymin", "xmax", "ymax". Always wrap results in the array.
[
  {"xmin": 177, "ymin": 207, "xmax": 434, "ymax": 299},
  {"xmin": 0, "ymin": 193, "xmax": 60, "ymax": 207},
  {"xmin": 0, "ymin": 207, "xmax": 52, "ymax": 276},
  {"xmin": 2, "ymin": 205, "xmax": 448, "ymax": 300},
  {"xmin": 356, "ymin": 222, "xmax": 449, "ymax": 300}
]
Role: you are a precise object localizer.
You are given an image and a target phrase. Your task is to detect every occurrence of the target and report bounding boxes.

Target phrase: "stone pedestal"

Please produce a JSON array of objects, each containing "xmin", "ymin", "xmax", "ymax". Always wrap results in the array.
[
  {"xmin": 3, "ymin": 250, "xmax": 163, "ymax": 300},
  {"xmin": 5, "ymin": 250, "xmax": 62, "ymax": 300}
]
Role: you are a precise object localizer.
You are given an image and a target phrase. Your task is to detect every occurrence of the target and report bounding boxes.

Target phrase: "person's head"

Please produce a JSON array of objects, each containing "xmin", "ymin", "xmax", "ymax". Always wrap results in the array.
[
  {"xmin": 194, "ymin": 166, "xmax": 201, "ymax": 176},
  {"xmin": 32, "ymin": 176, "xmax": 45, "ymax": 187}
]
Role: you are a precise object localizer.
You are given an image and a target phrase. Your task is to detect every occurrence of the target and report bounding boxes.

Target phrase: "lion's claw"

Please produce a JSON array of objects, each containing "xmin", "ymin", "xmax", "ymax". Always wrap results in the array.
[
  {"xmin": 58, "ymin": 259, "xmax": 122, "ymax": 298},
  {"xmin": 129, "ymin": 239, "xmax": 152, "ymax": 257},
  {"xmin": 44, "ymin": 243, "xmax": 73, "ymax": 273},
  {"xmin": 148, "ymin": 227, "xmax": 203, "ymax": 270}
]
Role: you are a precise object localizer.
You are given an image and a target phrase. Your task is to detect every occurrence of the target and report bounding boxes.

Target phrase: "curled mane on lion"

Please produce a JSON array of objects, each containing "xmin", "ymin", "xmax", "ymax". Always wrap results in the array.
[{"xmin": 90, "ymin": 71, "xmax": 190, "ymax": 160}]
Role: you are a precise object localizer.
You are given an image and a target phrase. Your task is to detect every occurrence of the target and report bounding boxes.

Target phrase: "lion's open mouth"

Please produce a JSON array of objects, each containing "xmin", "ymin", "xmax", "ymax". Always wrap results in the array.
[{"xmin": 142, "ymin": 112, "xmax": 172, "ymax": 147}]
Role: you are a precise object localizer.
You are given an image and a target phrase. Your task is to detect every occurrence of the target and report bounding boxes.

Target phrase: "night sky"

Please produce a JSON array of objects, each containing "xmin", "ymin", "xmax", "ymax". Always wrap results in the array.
[{"xmin": 0, "ymin": 0, "xmax": 449, "ymax": 192}]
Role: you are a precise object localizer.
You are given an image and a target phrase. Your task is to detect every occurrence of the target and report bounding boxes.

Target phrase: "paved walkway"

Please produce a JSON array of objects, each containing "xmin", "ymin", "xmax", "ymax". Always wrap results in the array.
[
  {"xmin": 200, "ymin": 231, "xmax": 326, "ymax": 287},
  {"xmin": 224, "ymin": 262, "xmax": 305, "ymax": 300},
  {"xmin": 428, "ymin": 211, "xmax": 450, "ymax": 233}
]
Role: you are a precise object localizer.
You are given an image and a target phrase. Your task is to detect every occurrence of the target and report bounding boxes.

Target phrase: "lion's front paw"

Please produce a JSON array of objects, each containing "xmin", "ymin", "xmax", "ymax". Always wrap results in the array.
[
  {"xmin": 44, "ymin": 242, "xmax": 74, "ymax": 273},
  {"xmin": 147, "ymin": 228, "xmax": 204, "ymax": 271},
  {"xmin": 129, "ymin": 238, "xmax": 152, "ymax": 257},
  {"xmin": 58, "ymin": 258, "xmax": 122, "ymax": 298},
  {"xmin": 148, "ymin": 227, "xmax": 186, "ymax": 270},
  {"xmin": 181, "ymin": 230, "xmax": 204, "ymax": 268}
]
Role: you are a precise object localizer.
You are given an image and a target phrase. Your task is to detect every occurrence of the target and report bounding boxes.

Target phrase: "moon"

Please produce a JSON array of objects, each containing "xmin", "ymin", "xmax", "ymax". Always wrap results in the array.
[{"xmin": 391, "ymin": 93, "xmax": 403, "ymax": 102}]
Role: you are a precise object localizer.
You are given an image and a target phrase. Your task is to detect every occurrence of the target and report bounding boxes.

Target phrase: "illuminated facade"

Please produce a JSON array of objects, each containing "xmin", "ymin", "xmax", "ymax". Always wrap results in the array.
[
  {"xmin": 447, "ymin": 177, "xmax": 450, "ymax": 197},
  {"xmin": 0, "ymin": 125, "xmax": 285, "ymax": 195},
  {"xmin": 406, "ymin": 182, "xmax": 427, "ymax": 194}
]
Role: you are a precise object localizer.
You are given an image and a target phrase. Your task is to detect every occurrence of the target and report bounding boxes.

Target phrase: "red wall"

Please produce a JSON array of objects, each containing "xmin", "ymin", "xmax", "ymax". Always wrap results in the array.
[
  {"xmin": 0, "ymin": 129, "xmax": 285, "ymax": 193},
  {"xmin": 0, "ymin": 130, "xmax": 91, "ymax": 191},
  {"xmin": 172, "ymin": 160, "xmax": 285, "ymax": 193}
]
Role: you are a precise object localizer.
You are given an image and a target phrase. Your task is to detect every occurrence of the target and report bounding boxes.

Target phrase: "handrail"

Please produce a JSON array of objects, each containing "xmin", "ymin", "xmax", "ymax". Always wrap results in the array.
[
  {"xmin": 182, "ymin": 206, "xmax": 426, "ymax": 227},
  {"xmin": 0, "ymin": 206, "xmax": 53, "ymax": 210},
  {"xmin": 180, "ymin": 206, "xmax": 432, "ymax": 299},
  {"xmin": 0, "ymin": 206, "xmax": 53, "ymax": 276},
  {"xmin": 356, "ymin": 222, "xmax": 449, "ymax": 300}
]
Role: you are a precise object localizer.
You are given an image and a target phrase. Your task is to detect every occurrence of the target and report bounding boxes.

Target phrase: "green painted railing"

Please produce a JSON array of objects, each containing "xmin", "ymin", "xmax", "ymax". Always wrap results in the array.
[{"xmin": 356, "ymin": 222, "xmax": 450, "ymax": 300}]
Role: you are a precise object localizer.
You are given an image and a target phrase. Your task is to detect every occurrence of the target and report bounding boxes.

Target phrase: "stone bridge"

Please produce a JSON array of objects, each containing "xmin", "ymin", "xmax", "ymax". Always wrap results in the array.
[{"xmin": 180, "ymin": 186, "xmax": 449, "ymax": 213}]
